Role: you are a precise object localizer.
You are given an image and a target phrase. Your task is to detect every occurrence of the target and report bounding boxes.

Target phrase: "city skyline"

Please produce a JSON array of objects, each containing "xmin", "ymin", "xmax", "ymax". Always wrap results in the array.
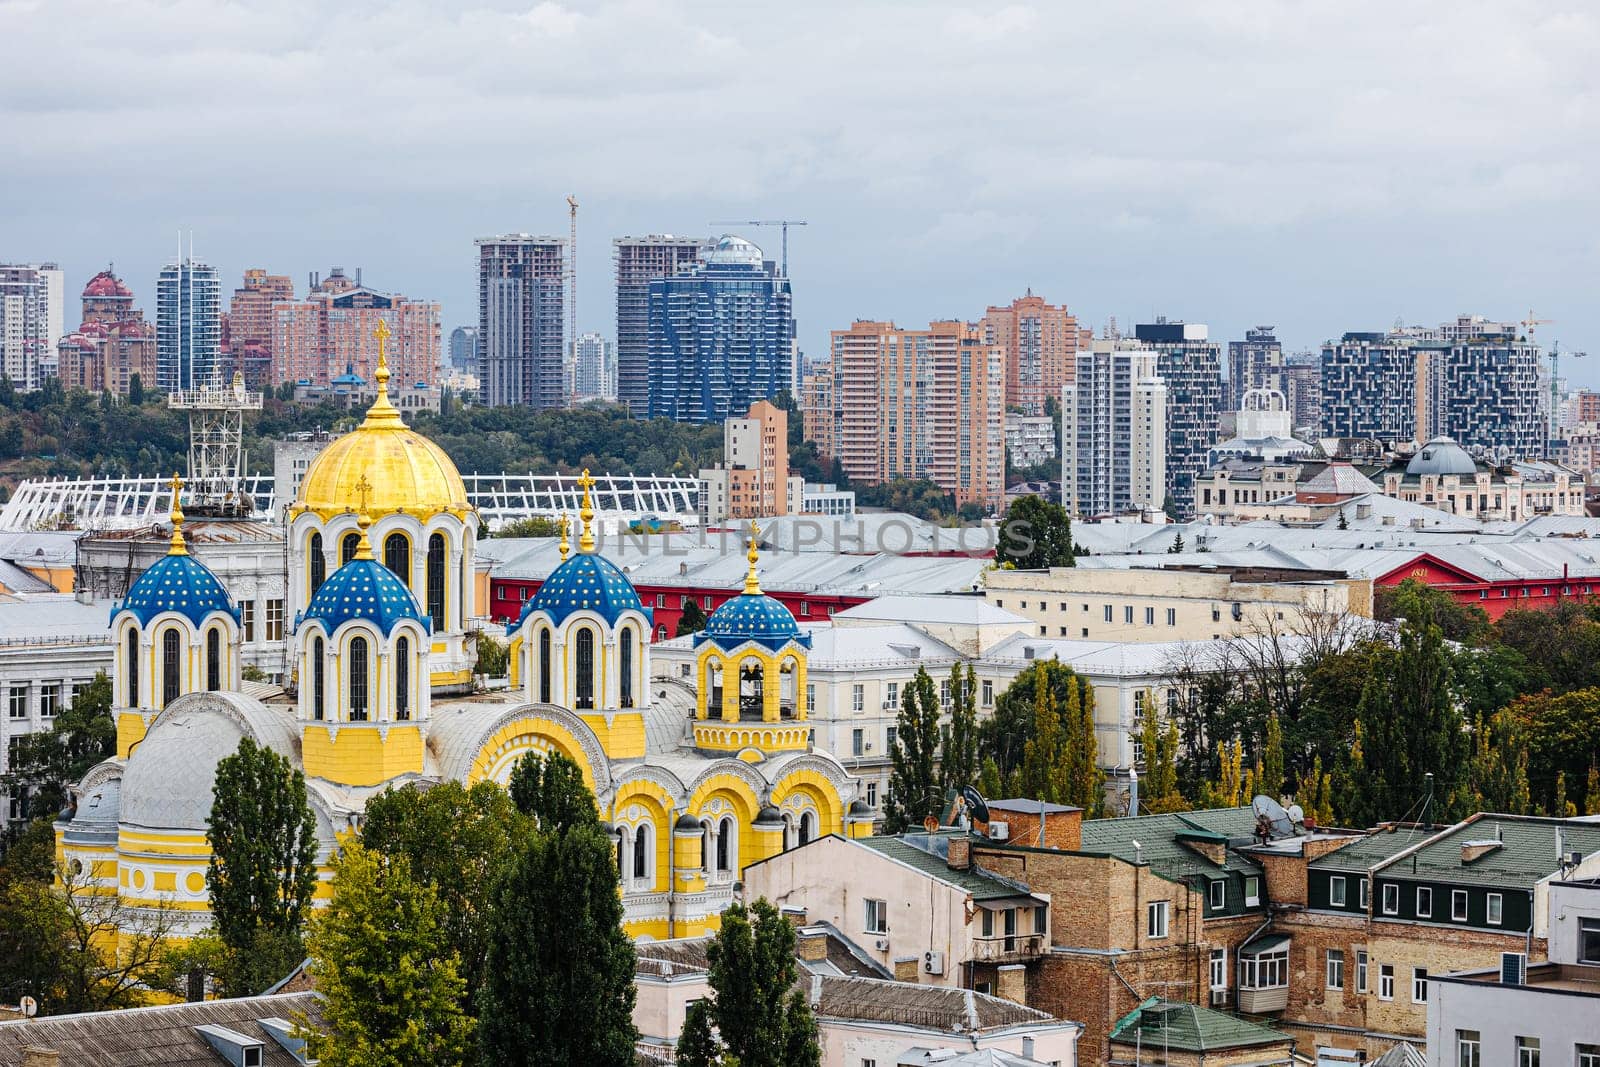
[{"xmin": 3, "ymin": 1, "xmax": 1596, "ymax": 385}]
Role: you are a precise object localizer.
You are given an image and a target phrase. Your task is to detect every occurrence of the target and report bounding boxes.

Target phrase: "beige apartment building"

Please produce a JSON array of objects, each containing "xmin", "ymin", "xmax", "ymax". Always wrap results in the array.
[
  {"xmin": 699, "ymin": 399, "xmax": 790, "ymax": 522},
  {"xmin": 981, "ymin": 292, "xmax": 1088, "ymax": 415},
  {"xmin": 983, "ymin": 564, "xmax": 1370, "ymax": 642},
  {"xmin": 804, "ymin": 319, "xmax": 1005, "ymax": 510},
  {"xmin": 271, "ymin": 268, "xmax": 441, "ymax": 389}
]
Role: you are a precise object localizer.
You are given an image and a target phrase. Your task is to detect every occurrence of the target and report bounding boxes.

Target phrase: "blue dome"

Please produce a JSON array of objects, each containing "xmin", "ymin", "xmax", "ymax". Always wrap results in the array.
[
  {"xmin": 512, "ymin": 552, "xmax": 649, "ymax": 634},
  {"xmin": 300, "ymin": 558, "xmax": 425, "ymax": 636},
  {"xmin": 695, "ymin": 593, "xmax": 811, "ymax": 652},
  {"xmin": 115, "ymin": 552, "xmax": 237, "ymax": 629}
]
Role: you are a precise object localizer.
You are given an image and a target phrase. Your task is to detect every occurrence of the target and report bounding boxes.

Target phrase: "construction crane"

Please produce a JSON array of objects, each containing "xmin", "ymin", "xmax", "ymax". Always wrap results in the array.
[
  {"xmin": 708, "ymin": 219, "xmax": 808, "ymax": 276},
  {"xmin": 1549, "ymin": 340, "xmax": 1589, "ymax": 442},
  {"xmin": 1521, "ymin": 309, "xmax": 1554, "ymax": 340}
]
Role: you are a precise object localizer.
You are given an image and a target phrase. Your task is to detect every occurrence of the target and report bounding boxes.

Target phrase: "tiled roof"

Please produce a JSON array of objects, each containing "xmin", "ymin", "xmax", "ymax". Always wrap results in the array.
[
  {"xmin": 0, "ymin": 992, "xmax": 323, "ymax": 1065},
  {"xmin": 1079, "ymin": 808, "xmax": 1264, "ymax": 878},
  {"xmin": 1111, "ymin": 997, "xmax": 1290, "ymax": 1052},
  {"xmin": 858, "ymin": 832, "xmax": 1034, "ymax": 901},
  {"xmin": 809, "ymin": 974, "xmax": 1052, "ymax": 1032},
  {"xmin": 300, "ymin": 557, "xmax": 424, "ymax": 636},
  {"xmin": 1373, "ymin": 815, "xmax": 1600, "ymax": 890},
  {"xmin": 1372, "ymin": 1042, "xmax": 1428, "ymax": 1067},
  {"xmin": 1310, "ymin": 827, "xmax": 1432, "ymax": 871}
]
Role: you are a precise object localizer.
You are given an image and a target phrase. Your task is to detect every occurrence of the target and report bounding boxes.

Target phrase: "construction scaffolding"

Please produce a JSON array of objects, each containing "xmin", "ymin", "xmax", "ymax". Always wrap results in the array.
[{"xmin": 166, "ymin": 371, "xmax": 263, "ymax": 517}]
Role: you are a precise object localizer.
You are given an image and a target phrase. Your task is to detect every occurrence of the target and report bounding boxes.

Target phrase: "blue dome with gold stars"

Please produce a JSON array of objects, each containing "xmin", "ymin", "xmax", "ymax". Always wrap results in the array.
[
  {"xmin": 512, "ymin": 552, "xmax": 649, "ymax": 633},
  {"xmin": 300, "ymin": 558, "xmax": 426, "ymax": 636},
  {"xmin": 116, "ymin": 552, "xmax": 238, "ymax": 629},
  {"xmin": 695, "ymin": 592, "xmax": 810, "ymax": 652}
]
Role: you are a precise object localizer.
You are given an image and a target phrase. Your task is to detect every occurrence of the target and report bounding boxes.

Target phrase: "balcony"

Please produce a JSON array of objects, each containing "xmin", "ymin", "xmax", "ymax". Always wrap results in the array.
[
  {"xmin": 970, "ymin": 933, "xmax": 1046, "ymax": 963},
  {"xmin": 1236, "ymin": 985, "xmax": 1288, "ymax": 1013}
]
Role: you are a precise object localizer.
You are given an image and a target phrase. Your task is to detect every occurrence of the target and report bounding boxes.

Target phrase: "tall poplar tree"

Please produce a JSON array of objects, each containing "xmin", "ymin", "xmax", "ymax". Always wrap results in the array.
[
  {"xmin": 206, "ymin": 736, "xmax": 318, "ymax": 995},
  {"xmin": 1016, "ymin": 668, "xmax": 1065, "ymax": 803},
  {"xmin": 883, "ymin": 667, "xmax": 942, "ymax": 833},
  {"xmin": 941, "ymin": 664, "xmax": 979, "ymax": 794}
]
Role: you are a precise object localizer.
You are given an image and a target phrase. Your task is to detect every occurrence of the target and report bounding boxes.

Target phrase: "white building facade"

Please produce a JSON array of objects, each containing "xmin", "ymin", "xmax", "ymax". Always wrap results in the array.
[{"xmin": 1062, "ymin": 340, "xmax": 1167, "ymax": 518}]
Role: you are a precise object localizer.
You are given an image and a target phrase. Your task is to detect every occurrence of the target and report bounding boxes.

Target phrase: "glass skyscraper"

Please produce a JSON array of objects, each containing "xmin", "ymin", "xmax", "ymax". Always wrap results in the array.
[
  {"xmin": 645, "ymin": 236, "xmax": 794, "ymax": 424},
  {"xmin": 156, "ymin": 256, "xmax": 221, "ymax": 391}
]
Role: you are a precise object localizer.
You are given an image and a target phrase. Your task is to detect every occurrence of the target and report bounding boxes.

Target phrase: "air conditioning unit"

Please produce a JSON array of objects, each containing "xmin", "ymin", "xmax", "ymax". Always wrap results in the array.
[
  {"xmin": 865, "ymin": 743, "xmax": 874, "ymax": 752},
  {"xmin": 874, "ymin": 938, "xmax": 891, "ymax": 952},
  {"xmin": 923, "ymin": 950, "xmax": 945, "ymax": 976},
  {"xmin": 988, "ymin": 821, "xmax": 1009, "ymax": 841},
  {"xmin": 1210, "ymin": 989, "xmax": 1228, "ymax": 1007},
  {"xmin": 1501, "ymin": 952, "xmax": 1526, "ymax": 986}
]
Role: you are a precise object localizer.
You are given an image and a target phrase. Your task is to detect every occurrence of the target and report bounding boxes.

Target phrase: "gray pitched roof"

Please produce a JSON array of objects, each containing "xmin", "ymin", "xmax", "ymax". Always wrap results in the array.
[
  {"xmin": 858, "ymin": 832, "xmax": 1036, "ymax": 901},
  {"xmin": 0, "ymin": 993, "xmax": 323, "ymax": 1066},
  {"xmin": 1374, "ymin": 815, "xmax": 1600, "ymax": 890},
  {"xmin": 1078, "ymin": 808, "xmax": 1264, "ymax": 878}
]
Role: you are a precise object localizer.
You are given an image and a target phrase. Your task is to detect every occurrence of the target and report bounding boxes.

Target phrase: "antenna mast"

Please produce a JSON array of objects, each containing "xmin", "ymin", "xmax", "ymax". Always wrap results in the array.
[{"xmin": 567, "ymin": 194, "xmax": 579, "ymax": 406}]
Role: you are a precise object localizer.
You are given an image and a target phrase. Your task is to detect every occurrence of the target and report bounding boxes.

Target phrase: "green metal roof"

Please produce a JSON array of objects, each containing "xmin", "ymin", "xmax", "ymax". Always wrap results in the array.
[
  {"xmin": 1110, "ymin": 997, "xmax": 1291, "ymax": 1052},
  {"xmin": 1079, "ymin": 807, "xmax": 1265, "ymax": 879},
  {"xmin": 1374, "ymin": 816, "xmax": 1600, "ymax": 891},
  {"xmin": 1310, "ymin": 829, "xmax": 1428, "ymax": 872},
  {"xmin": 858, "ymin": 832, "xmax": 1034, "ymax": 902}
]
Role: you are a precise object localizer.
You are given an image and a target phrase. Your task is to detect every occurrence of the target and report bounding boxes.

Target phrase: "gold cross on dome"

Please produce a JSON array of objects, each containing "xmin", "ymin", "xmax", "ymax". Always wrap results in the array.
[
  {"xmin": 353, "ymin": 474, "xmax": 372, "ymax": 514},
  {"xmin": 168, "ymin": 472, "xmax": 184, "ymax": 497}
]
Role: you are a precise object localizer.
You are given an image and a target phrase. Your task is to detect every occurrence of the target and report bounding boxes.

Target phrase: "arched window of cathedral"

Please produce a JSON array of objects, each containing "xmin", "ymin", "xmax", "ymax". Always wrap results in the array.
[
  {"xmin": 384, "ymin": 533, "xmax": 410, "ymax": 584},
  {"xmin": 126, "ymin": 628, "xmax": 139, "ymax": 707},
  {"xmin": 575, "ymin": 627, "xmax": 595, "ymax": 709},
  {"xmin": 395, "ymin": 636, "xmax": 410, "ymax": 722},
  {"xmin": 341, "ymin": 532, "xmax": 360, "ymax": 566},
  {"xmin": 312, "ymin": 637, "xmax": 325, "ymax": 721},
  {"xmin": 717, "ymin": 816, "xmax": 735, "ymax": 873},
  {"xmin": 161, "ymin": 628, "xmax": 181, "ymax": 706},
  {"xmin": 426, "ymin": 533, "xmax": 446, "ymax": 633},
  {"xmin": 619, "ymin": 627, "xmax": 634, "ymax": 708},
  {"xmin": 309, "ymin": 532, "xmax": 326, "ymax": 598},
  {"xmin": 206, "ymin": 627, "xmax": 221, "ymax": 691},
  {"xmin": 538, "ymin": 629, "xmax": 551, "ymax": 704},
  {"xmin": 799, "ymin": 811, "xmax": 816, "ymax": 847},
  {"xmin": 632, "ymin": 824, "xmax": 649, "ymax": 883},
  {"xmin": 349, "ymin": 636, "xmax": 369, "ymax": 721}
]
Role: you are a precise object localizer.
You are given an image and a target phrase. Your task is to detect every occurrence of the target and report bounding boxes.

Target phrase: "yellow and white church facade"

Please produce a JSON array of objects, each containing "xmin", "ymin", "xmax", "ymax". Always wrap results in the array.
[{"xmin": 57, "ymin": 332, "xmax": 869, "ymax": 941}]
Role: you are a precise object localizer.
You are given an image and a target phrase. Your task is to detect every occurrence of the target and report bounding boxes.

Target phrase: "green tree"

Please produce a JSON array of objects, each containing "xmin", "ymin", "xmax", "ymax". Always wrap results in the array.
[
  {"xmin": 941, "ymin": 664, "xmax": 979, "ymax": 795},
  {"xmin": 1138, "ymin": 715, "xmax": 1188, "ymax": 814},
  {"xmin": 494, "ymin": 516, "xmax": 564, "ymax": 538},
  {"xmin": 1375, "ymin": 578, "xmax": 1491, "ymax": 645},
  {"xmin": 0, "ymin": 818, "xmax": 57, "ymax": 885},
  {"xmin": 677, "ymin": 598, "xmax": 708, "ymax": 637},
  {"xmin": 474, "ymin": 633, "xmax": 509, "ymax": 678},
  {"xmin": 675, "ymin": 898, "xmax": 821, "ymax": 1067},
  {"xmin": 360, "ymin": 780, "xmax": 520, "ymax": 1013},
  {"xmin": 206, "ymin": 737, "xmax": 319, "ymax": 995},
  {"xmin": 300, "ymin": 842, "xmax": 471, "ymax": 1067},
  {"xmin": 479, "ymin": 761, "xmax": 636, "ymax": 1066},
  {"xmin": 127, "ymin": 373, "xmax": 144, "ymax": 405},
  {"xmin": 978, "ymin": 659, "xmax": 1094, "ymax": 786},
  {"xmin": 507, "ymin": 751, "xmax": 597, "ymax": 832},
  {"xmin": 1211, "ymin": 739, "xmax": 1244, "ymax": 808},
  {"xmin": 1016, "ymin": 668, "xmax": 1065, "ymax": 803},
  {"xmin": 1, "ymin": 672, "xmax": 114, "ymax": 824},
  {"xmin": 1467, "ymin": 709, "xmax": 1531, "ymax": 815},
  {"xmin": 1587, "ymin": 763, "xmax": 1600, "ymax": 817},
  {"xmin": 977, "ymin": 756, "xmax": 1005, "ymax": 800},
  {"xmin": 1258, "ymin": 714, "xmax": 1285, "ymax": 799},
  {"xmin": 1554, "ymin": 771, "xmax": 1575, "ymax": 817},
  {"xmin": 996, "ymin": 494, "xmax": 1074, "ymax": 569},
  {"xmin": 1508, "ymin": 686, "xmax": 1600, "ymax": 813},
  {"xmin": 1168, "ymin": 532, "xmax": 1185, "ymax": 554},
  {"xmin": 883, "ymin": 667, "xmax": 942, "ymax": 833},
  {"xmin": 1301, "ymin": 755, "xmax": 1336, "ymax": 827}
]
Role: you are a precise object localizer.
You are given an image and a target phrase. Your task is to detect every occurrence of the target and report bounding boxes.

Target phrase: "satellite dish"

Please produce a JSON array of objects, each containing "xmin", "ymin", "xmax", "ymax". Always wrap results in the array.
[
  {"xmin": 19, "ymin": 996, "xmax": 36, "ymax": 1018},
  {"xmin": 1286, "ymin": 803, "xmax": 1305, "ymax": 826},
  {"xmin": 961, "ymin": 786, "xmax": 991, "ymax": 825},
  {"xmin": 1251, "ymin": 795, "xmax": 1295, "ymax": 839}
]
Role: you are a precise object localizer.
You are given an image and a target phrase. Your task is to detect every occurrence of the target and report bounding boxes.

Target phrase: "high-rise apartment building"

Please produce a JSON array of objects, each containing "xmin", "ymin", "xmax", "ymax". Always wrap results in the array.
[
  {"xmin": 980, "ymin": 292, "xmax": 1086, "ymax": 415},
  {"xmin": 55, "ymin": 269, "xmax": 156, "ymax": 396},
  {"xmin": 572, "ymin": 332, "xmax": 615, "ymax": 401},
  {"xmin": 646, "ymin": 236, "xmax": 794, "ymax": 424},
  {"xmin": 1061, "ymin": 339, "xmax": 1167, "ymax": 518},
  {"xmin": 156, "ymin": 255, "xmax": 222, "ymax": 391},
  {"xmin": 807, "ymin": 320, "xmax": 1004, "ymax": 510},
  {"xmin": 271, "ymin": 269, "xmax": 440, "ymax": 390},
  {"xmin": 614, "ymin": 235, "xmax": 707, "ymax": 414},
  {"xmin": 1134, "ymin": 321, "xmax": 1223, "ymax": 517},
  {"xmin": 475, "ymin": 235, "xmax": 566, "ymax": 408},
  {"xmin": 225, "ymin": 269, "xmax": 294, "ymax": 388},
  {"xmin": 699, "ymin": 399, "xmax": 791, "ymax": 522},
  {"xmin": 1319, "ymin": 332, "xmax": 1417, "ymax": 444},
  {"xmin": 1281, "ymin": 353, "xmax": 1322, "ymax": 434},
  {"xmin": 447, "ymin": 326, "xmax": 479, "ymax": 371},
  {"xmin": 0, "ymin": 263, "xmax": 65, "ymax": 391},
  {"xmin": 1226, "ymin": 326, "xmax": 1285, "ymax": 411}
]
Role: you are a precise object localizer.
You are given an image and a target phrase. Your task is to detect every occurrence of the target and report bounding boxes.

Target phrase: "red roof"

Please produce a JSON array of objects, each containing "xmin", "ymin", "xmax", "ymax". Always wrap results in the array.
[{"xmin": 82, "ymin": 270, "xmax": 133, "ymax": 299}]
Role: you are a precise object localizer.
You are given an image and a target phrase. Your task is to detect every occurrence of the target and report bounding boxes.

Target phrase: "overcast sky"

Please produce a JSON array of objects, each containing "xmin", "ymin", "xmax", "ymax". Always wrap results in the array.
[{"xmin": 4, "ymin": 1, "xmax": 1597, "ymax": 382}]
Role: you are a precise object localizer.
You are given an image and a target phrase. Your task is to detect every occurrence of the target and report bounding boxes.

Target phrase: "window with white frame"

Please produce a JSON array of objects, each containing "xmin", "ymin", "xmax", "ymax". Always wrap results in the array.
[
  {"xmin": 1326, "ymin": 948, "xmax": 1344, "ymax": 990},
  {"xmin": 38, "ymin": 683, "xmax": 59, "ymax": 718},
  {"xmin": 1103, "ymin": 604, "xmax": 1113, "ymax": 622},
  {"xmin": 1456, "ymin": 1031, "xmax": 1480, "ymax": 1067},
  {"xmin": 265, "ymin": 599, "xmax": 285, "ymax": 642},
  {"xmin": 1144, "ymin": 606, "xmax": 1155, "ymax": 625},
  {"xmin": 1209, "ymin": 948, "xmax": 1227, "ymax": 991},
  {"xmin": 852, "ymin": 729, "xmax": 864, "ymax": 757},
  {"xmin": 1330, "ymin": 875, "xmax": 1346, "ymax": 907},
  {"xmin": 1412, "ymin": 967, "xmax": 1427, "ymax": 1003},
  {"xmin": 981, "ymin": 679, "xmax": 994, "ymax": 706},
  {"xmin": 1244, "ymin": 876, "xmax": 1261, "ymax": 907},
  {"xmin": 1452, "ymin": 889, "xmax": 1468, "ymax": 922},
  {"xmin": 864, "ymin": 898, "xmax": 887, "ymax": 934},
  {"xmin": 1580, "ymin": 917, "xmax": 1600, "ymax": 964},
  {"xmin": 852, "ymin": 684, "xmax": 864, "ymax": 712},
  {"xmin": 1146, "ymin": 901, "xmax": 1169, "ymax": 939},
  {"xmin": 1166, "ymin": 608, "xmax": 1176, "ymax": 626},
  {"xmin": 1487, "ymin": 892, "xmax": 1503, "ymax": 925},
  {"xmin": 865, "ymin": 782, "xmax": 878, "ymax": 807},
  {"xmin": 1238, "ymin": 948, "xmax": 1288, "ymax": 990},
  {"xmin": 1378, "ymin": 964, "xmax": 1394, "ymax": 1000},
  {"xmin": 886, "ymin": 681, "xmax": 898, "ymax": 707},
  {"xmin": 7, "ymin": 686, "xmax": 25, "ymax": 719},
  {"xmin": 1209, "ymin": 880, "xmax": 1225, "ymax": 910},
  {"xmin": 1515, "ymin": 1037, "xmax": 1539, "ymax": 1067},
  {"xmin": 1359, "ymin": 878, "xmax": 1368, "ymax": 909},
  {"xmin": 806, "ymin": 684, "xmax": 815, "ymax": 713},
  {"xmin": 240, "ymin": 601, "xmax": 255, "ymax": 641},
  {"xmin": 1356, "ymin": 950, "xmax": 1368, "ymax": 992},
  {"xmin": 1416, "ymin": 887, "xmax": 1432, "ymax": 918},
  {"xmin": 1576, "ymin": 1044, "xmax": 1599, "ymax": 1067},
  {"xmin": 1381, "ymin": 883, "xmax": 1399, "ymax": 915}
]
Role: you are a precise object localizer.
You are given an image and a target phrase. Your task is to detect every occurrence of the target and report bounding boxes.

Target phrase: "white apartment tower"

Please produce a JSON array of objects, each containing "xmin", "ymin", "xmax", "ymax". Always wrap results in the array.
[
  {"xmin": 0, "ymin": 263, "xmax": 65, "ymax": 391},
  {"xmin": 1062, "ymin": 339, "xmax": 1167, "ymax": 518}
]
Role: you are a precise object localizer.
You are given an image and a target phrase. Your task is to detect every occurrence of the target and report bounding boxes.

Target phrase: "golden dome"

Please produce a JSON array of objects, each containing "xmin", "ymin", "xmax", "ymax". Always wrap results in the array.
[{"xmin": 291, "ymin": 323, "xmax": 470, "ymax": 519}]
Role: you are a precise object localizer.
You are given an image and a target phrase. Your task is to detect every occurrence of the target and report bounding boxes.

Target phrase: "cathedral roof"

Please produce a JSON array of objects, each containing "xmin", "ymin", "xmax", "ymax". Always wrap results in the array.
[
  {"xmin": 299, "ymin": 555, "xmax": 426, "ymax": 636},
  {"xmin": 114, "ymin": 482, "xmax": 236, "ymax": 628},
  {"xmin": 512, "ymin": 550, "xmax": 648, "ymax": 631},
  {"xmin": 696, "ymin": 591, "xmax": 809, "ymax": 652}
]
